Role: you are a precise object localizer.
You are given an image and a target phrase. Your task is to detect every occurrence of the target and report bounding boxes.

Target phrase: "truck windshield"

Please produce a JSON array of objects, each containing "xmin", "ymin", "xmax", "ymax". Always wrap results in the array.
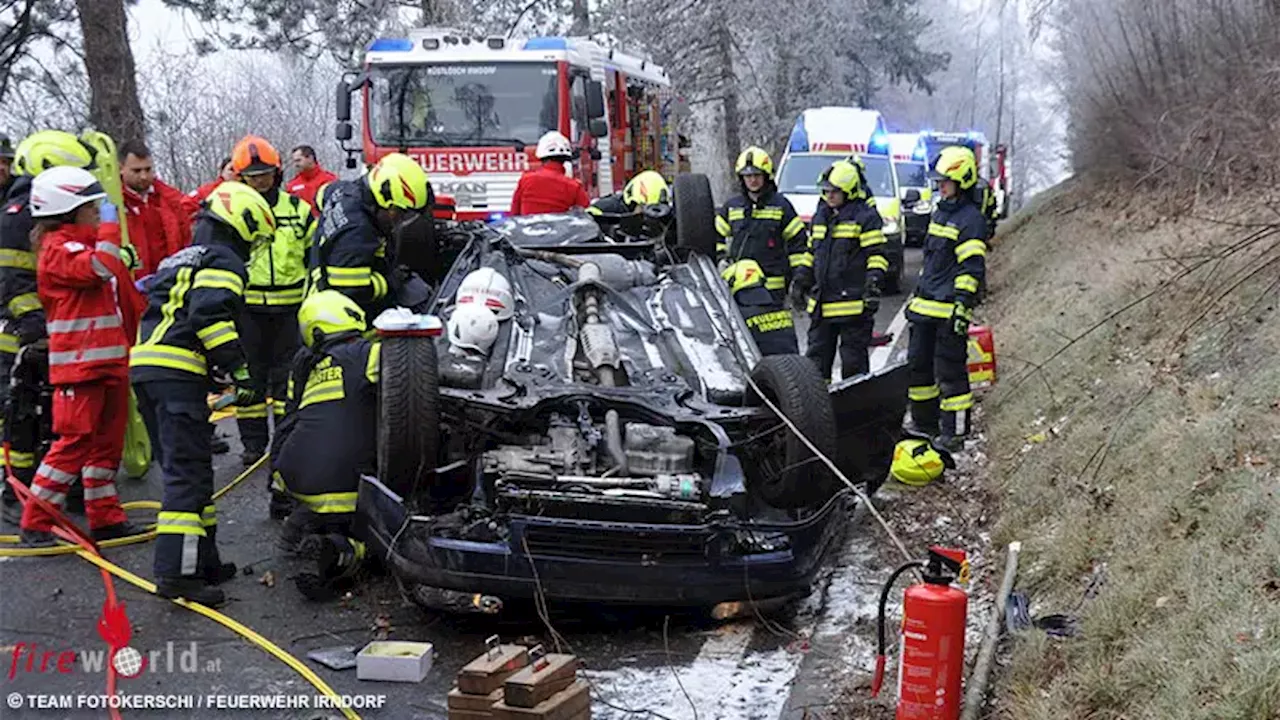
[
  {"xmin": 368, "ymin": 62, "xmax": 559, "ymax": 147},
  {"xmin": 777, "ymin": 153, "xmax": 898, "ymax": 198},
  {"xmin": 894, "ymin": 161, "xmax": 927, "ymax": 189}
]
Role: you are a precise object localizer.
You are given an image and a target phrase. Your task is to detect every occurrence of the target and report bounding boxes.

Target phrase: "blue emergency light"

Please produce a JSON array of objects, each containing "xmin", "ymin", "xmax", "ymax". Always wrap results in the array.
[
  {"xmin": 368, "ymin": 38, "xmax": 414, "ymax": 52},
  {"xmin": 787, "ymin": 117, "xmax": 809, "ymax": 153},
  {"xmin": 524, "ymin": 37, "xmax": 568, "ymax": 50},
  {"xmin": 488, "ymin": 212, "xmax": 507, "ymax": 223}
]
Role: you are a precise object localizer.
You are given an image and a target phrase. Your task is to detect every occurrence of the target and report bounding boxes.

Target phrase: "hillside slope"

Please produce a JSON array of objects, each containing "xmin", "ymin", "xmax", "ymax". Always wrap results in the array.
[{"xmin": 984, "ymin": 180, "xmax": 1280, "ymax": 719}]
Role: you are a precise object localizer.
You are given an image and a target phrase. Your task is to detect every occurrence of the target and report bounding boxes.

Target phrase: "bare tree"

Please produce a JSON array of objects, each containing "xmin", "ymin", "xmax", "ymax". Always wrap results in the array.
[{"xmin": 75, "ymin": 0, "xmax": 145, "ymax": 143}]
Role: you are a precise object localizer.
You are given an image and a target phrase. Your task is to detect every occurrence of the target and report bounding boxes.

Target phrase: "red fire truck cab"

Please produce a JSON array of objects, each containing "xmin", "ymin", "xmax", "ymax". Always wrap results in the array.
[{"xmin": 335, "ymin": 29, "xmax": 690, "ymax": 222}]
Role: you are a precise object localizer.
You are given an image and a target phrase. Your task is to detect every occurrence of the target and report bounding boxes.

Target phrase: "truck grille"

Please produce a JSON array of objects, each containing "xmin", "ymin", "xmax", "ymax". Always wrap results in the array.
[{"xmin": 521, "ymin": 525, "xmax": 709, "ymax": 562}]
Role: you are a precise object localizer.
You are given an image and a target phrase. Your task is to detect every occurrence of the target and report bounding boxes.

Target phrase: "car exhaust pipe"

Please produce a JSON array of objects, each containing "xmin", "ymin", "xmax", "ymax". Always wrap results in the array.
[{"xmin": 604, "ymin": 409, "xmax": 629, "ymax": 475}]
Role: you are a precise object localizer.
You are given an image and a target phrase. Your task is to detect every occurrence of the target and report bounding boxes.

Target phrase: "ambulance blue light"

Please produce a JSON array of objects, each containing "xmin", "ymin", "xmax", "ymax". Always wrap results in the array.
[
  {"xmin": 788, "ymin": 117, "xmax": 809, "ymax": 153},
  {"xmin": 489, "ymin": 212, "xmax": 506, "ymax": 222},
  {"xmin": 369, "ymin": 38, "xmax": 414, "ymax": 52},
  {"xmin": 524, "ymin": 37, "xmax": 568, "ymax": 50}
]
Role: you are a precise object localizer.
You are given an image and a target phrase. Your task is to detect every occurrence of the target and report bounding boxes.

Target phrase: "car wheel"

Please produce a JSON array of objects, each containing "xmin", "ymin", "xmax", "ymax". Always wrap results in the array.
[
  {"xmin": 378, "ymin": 335, "xmax": 440, "ymax": 498},
  {"xmin": 673, "ymin": 173, "xmax": 719, "ymax": 257},
  {"xmin": 745, "ymin": 354, "xmax": 839, "ymax": 509}
]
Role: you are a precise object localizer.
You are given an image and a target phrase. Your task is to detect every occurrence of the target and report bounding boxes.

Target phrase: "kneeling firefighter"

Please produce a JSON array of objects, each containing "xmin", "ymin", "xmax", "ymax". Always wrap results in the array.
[
  {"xmin": 721, "ymin": 259, "xmax": 798, "ymax": 355},
  {"xmin": 587, "ymin": 170, "xmax": 673, "ymax": 239},
  {"xmin": 131, "ymin": 181, "xmax": 272, "ymax": 606},
  {"xmin": 795, "ymin": 159, "xmax": 887, "ymax": 380},
  {"xmin": 272, "ymin": 290, "xmax": 379, "ymax": 600}
]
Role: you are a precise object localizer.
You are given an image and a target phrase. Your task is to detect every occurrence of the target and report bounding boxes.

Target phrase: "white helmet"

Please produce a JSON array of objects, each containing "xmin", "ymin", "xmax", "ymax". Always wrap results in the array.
[
  {"xmin": 448, "ymin": 303, "xmax": 500, "ymax": 354},
  {"xmin": 535, "ymin": 131, "xmax": 573, "ymax": 161},
  {"xmin": 30, "ymin": 166, "xmax": 106, "ymax": 218},
  {"xmin": 456, "ymin": 267, "xmax": 514, "ymax": 321}
]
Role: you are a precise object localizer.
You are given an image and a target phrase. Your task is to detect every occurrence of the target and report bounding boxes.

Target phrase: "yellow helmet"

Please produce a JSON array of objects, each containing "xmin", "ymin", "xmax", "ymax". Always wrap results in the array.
[
  {"xmin": 204, "ymin": 181, "xmax": 276, "ymax": 244},
  {"xmin": 889, "ymin": 439, "xmax": 949, "ymax": 487},
  {"xmin": 367, "ymin": 153, "xmax": 430, "ymax": 211},
  {"xmin": 297, "ymin": 290, "xmax": 367, "ymax": 348},
  {"xmin": 721, "ymin": 259, "xmax": 766, "ymax": 294},
  {"xmin": 735, "ymin": 146, "xmax": 773, "ymax": 178},
  {"xmin": 622, "ymin": 170, "xmax": 670, "ymax": 207},
  {"xmin": 931, "ymin": 146, "xmax": 978, "ymax": 190},
  {"xmin": 12, "ymin": 130, "xmax": 98, "ymax": 176},
  {"xmin": 819, "ymin": 160, "xmax": 862, "ymax": 196}
]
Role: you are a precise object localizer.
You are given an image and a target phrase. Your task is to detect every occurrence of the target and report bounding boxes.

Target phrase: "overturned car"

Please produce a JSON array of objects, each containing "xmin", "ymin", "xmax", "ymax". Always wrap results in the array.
[{"xmin": 358, "ymin": 175, "xmax": 908, "ymax": 608}]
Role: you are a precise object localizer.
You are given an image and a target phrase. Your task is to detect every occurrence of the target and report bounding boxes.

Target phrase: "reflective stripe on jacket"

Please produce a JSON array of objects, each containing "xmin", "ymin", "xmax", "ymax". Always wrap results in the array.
[
  {"xmin": 806, "ymin": 198, "xmax": 886, "ymax": 318},
  {"xmin": 716, "ymin": 188, "xmax": 809, "ymax": 290},
  {"xmin": 247, "ymin": 188, "xmax": 314, "ymax": 309}
]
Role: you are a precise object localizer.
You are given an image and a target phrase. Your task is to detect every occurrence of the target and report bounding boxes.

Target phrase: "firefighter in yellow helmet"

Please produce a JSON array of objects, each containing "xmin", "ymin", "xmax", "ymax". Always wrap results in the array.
[
  {"xmin": 587, "ymin": 170, "xmax": 673, "ymax": 239},
  {"xmin": 308, "ymin": 152, "xmax": 434, "ymax": 317},
  {"xmin": 798, "ymin": 158, "xmax": 887, "ymax": 381},
  {"xmin": 722, "ymin": 259, "xmax": 798, "ymax": 355},
  {"xmin": 904, "ymin": 147, "xmax": 988, "ymax": 452},
  {"xmin": 131, "ymin": 181, "xmax": 274, "ymax": 606},
  {"xmin": 715, "ymin": 147, "xmax": 807, "ymax": 347},
  {"xmin": 271, "ymin": 290, "xmax": 378, "ymax": 600}
]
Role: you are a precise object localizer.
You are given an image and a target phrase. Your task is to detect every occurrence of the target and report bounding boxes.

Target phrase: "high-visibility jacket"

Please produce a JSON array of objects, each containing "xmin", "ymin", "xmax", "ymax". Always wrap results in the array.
[
  {"xmin": 906, "ymin": 197, "xmax": 988, "ymax": 322},
  {"xmin": 715, "ymin": 188, "xmax": 809, "ymax": 293},
  {"xmin": 511, "ymin": 161, "xmax": 590, "ymax": 216},
  {"xmin": 36, "ymin": 224, "xmax": 132, "ymax": 385},
  {"xmin": 806, "ymin": 199, "xmax": 887, "ymax": 319},
  {"xmin": 0, "ymin": 176, "xmax": 44, "ymax": 346},
  {"xmin": 129, "ymin": 218, "xmax": 249, "ymax": 383},
  {"xmin": 271, "ymin": 337, "xmax": 379, "ymax": 516},
  {"xmin": 308, "ymin": 180, "xmax": 390, "ymax": 313},
  {"xmin": 247, "ymin": 187, "xmax": 314, "ymax": 310}
]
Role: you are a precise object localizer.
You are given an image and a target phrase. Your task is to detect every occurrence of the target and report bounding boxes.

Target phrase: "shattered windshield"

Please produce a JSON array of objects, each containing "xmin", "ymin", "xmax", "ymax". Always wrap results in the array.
[{"xmin": 369, "ymin": 62, "xmax": 559, "ymax": 147}]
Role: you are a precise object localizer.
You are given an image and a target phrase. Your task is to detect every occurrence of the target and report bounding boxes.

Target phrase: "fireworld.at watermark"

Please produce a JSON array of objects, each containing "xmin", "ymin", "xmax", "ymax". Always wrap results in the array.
[{"xmin": 6, "ymin": 641, "xmax": 221, "ymax": 680}]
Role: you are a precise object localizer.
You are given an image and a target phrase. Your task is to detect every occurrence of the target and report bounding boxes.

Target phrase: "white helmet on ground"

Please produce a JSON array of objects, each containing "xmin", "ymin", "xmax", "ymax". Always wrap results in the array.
[
  {"xmin": 30, "ymin": 166, "xmax": 106, "ymax": 218},
  {"xmin": 535, "ymin": 131, "xmax": 573, "ymax": 161},
  {"xmin": 448, "ymin": 303, "xmax": 500, "ymax": 354},
  {"xmin": 456, "ymin": 267, "xmax": 514, "ymax": 320}
]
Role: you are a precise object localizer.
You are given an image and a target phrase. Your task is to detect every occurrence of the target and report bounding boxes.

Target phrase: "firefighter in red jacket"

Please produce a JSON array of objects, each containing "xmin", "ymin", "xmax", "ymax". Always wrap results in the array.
[
  {"xmin": 18, "ymin": 167, "xmax": 142, "ymax": 546},
  {"xmin": 510, "ymin": 132, "xmax": 589, "ymax": 216}
]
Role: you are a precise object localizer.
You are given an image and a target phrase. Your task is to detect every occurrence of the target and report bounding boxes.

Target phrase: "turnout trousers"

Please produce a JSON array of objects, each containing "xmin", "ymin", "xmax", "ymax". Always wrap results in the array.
[
  {"xmin": 138, "ymin": 380, "xmax": 223, "ymax": 579},
  {"xmin": 20, "ymin": 378, "xmax": 129, "ymax": 532},
  {"xmin": 1, "ymin": 338, "xmax": 43, "ymax": 506},
  {"xmin": 236, "ymin": 309, "xmax": 300, "ymax": 457},
  {"xmin": 906, "ymin": 317, "xmax": 974, "ymax": 438},
  {"xmin": 806, "ymin": 311, "xmax": 871, "ymax": 381}
]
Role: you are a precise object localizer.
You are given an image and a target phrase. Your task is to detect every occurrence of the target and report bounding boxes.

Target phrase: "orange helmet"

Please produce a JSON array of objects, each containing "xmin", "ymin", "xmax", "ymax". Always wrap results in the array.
[{"xmin": 231, "ymin": 135, "xmax": 281, "ymax": 176}]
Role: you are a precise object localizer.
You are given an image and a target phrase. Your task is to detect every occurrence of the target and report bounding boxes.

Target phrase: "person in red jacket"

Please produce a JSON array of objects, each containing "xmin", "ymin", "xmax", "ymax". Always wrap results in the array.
[
  {"xmin": 286, "ymin": 145, "xmax": 337, "ymax": 210},
  {"xmin": 120, "ymin": 140, "xmax": 194, "ymax": 277},
  {"xmin": 510, "ymin": 132, "xmax": 589, "ymax": 216},
  {"xmin": 19, "ymin": 166, "xmax": 142, "ymax": 546},
  {"xmin": 188, "ymin": 156, "xmax": 236, "ymax": 207}
]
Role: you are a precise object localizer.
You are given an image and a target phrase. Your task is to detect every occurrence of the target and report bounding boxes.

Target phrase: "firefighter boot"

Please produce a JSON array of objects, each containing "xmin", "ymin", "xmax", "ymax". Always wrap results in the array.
[
  {"xmin": 203, "ymin": 562, "xmax": 238, "ymax": 586},
  {"xmin": 156, "ymin": 576, "xmax": 227, "ymax": 607},
  {"xmin": 935, "ymin": 408, "xmax": 972, "ymax": 454},
  {"xmin": 269, "ymin": 490, "xmax": 295, "ymax": 521},
  {"xmin": 295, "ymin": 534, "xmax": 366, "ymax": 602},
  {"xmin": 278, "ymin": 507, "xmax": 319, "ymax": 554},
  {"xmin": 92, "ymin": 521, "xmax": 147, "ymax": 542}
]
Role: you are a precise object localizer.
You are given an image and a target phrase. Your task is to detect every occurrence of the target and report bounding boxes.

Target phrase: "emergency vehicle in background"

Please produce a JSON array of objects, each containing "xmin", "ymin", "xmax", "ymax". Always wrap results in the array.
[
  {"xmin": 776, "ymin": 107, "xmax": 906, "ymax": 293},
  {"xmin": 919, "ymin": 130, "xmax": 1012, "ymax": 219},
  {"xmin": 887, "ymin": 132, "xmax": 932, "ymax": 247},
  {"xmin": 334, "ymin": 28, "xmax": 691, "ymax": 221}
]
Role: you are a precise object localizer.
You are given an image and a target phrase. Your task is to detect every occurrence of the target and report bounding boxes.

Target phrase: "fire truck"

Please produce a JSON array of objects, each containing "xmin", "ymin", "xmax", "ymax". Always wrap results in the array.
[
  {"xmin": 334, "ymin": 29, "xmax": 690, "ymax": 221},
  {"xmin": 919, "ymin": 130, "xmax": 1011, "ymax": 218}
]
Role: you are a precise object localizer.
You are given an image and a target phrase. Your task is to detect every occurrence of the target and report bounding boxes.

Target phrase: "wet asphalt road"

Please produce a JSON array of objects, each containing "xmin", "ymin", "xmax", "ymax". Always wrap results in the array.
[{"xmin": 0, "ymin": 249, "xmax": 921, "ymax": 720}]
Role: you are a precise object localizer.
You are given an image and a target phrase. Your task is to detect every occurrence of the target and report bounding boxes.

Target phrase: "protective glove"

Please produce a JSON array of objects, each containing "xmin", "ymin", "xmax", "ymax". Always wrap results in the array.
[
  {"xmin": 120, "ymin": 244, "xmax": 140, "ymax": 271},
  {"xmin": 14, "ymin": 314, "xmax": 45, "ymax": 347},
  {"xmin": 789, "ymin": 268, "xmax": 813, "ymax": 311},
  {"xmin": 99, "ymin": 201, "xmax": 119, "ymax": 223},
  {"xmin": 230, "ymin": 365, "xmax": 261, "ymax": 407},
  {"xmin": 864, "ymin": 278, "xmax": 882, "ymax": 315},
  {"xmin": 951, "ymin": 303, "xmax": 973, "ymax": 337}
]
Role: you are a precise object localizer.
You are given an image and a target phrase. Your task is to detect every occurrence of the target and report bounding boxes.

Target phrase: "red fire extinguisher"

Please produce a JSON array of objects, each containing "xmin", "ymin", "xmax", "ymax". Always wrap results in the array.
[{"xmin": 871, "ymin": 546, "xmax": 970, "ymax": 720}]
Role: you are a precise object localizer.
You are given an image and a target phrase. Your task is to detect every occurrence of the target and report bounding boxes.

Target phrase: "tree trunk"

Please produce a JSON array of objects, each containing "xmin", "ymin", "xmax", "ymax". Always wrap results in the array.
[
  {"xmin": 569, "ymin": 0, "xmax": 590, "ymax": 35},
  {"xmin": 75, "ymin": 0, "xmax": 145, "ymax": 144},
  {"xmin": 421, "ymin": 0, "xmax": 453, "ymax": 25},
  {"xmin": 714, "ymin": 20, "xmax": 741, "ymax": 186}
]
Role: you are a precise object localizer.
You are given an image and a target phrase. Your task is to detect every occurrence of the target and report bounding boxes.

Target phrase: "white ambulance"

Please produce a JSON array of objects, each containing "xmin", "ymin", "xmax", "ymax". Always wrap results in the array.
[
  {"xmin": 887, "ymin": 132, "xmax": 932, "ymax": 246},
  {"xmin": 776, "ymin": 107, "xmax": 905, "ymax": 293}
]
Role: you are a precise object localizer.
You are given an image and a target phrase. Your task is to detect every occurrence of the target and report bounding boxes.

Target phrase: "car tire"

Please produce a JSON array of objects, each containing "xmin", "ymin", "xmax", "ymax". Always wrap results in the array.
[
  {"xmin": 673, "ymin": 173, "xmax": 719, "ymax": 257},
  {"xmin": 746, "ymin": 354, "xmax": 839, "ymax": 509},
  {"xmin": 377, "ymin": 335, "xmax": 440, "ymax": 498}
]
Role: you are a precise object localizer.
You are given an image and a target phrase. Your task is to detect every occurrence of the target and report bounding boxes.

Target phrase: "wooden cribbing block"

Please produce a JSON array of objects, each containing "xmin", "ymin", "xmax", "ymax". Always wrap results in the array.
[
  {"xmin": 492, "ymin": 680, "xmax": 590, "ymax": 720},
  {"xmin": 502, "ymin": 652, "xmax": 580, "ymax": 708},
  {"xmin": 448, "ymin": 686, "xmax": 504, "ymax": 713},
  {"xmin": 457, "ymin": 636, "xmax": 530, "ymax": 695}
]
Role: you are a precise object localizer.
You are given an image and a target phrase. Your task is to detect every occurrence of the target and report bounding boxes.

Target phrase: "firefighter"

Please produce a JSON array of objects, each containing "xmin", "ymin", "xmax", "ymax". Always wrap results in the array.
[
  {"xmin": 271, "ymin": 290, "xmax": 377, "ymax": 600},
  {"xmin": 0, "ymin": 131, "xmax": 102, "ymax": 524},
  {"xmin": 131, "ymin": 181, "xmax": 272, "ymax": 606},
  {"xmin": 17, "ymin": 167, "xmax": 141, "ymax": 546},
  {"xmin": 230, "ymin": 136, "xmax": 315, "ymax": 491},
  {"xmin": 715, "ymin": 147, "xmax": 807, "ymax": 350},
  {"xmin": 0, "ymin": 135, "xmax": 14, "ymax": 198},
  {"xmin": 511, "ymin": 132, "xmax": 589, "ymax": 215},
  {"xmin": 586, "ymin": 170, "xmax": 672, "ymax": 239},
  {"xmin": 308, "ymin": 153, "xmax": 432, "ymax": 318},
  {"xmin": 904, "ymin": 147, "xmax": 988, "ymax": 452},
  {"xmin": 973, "ymin": 176, "xmax": 998, "ymax": 240},
  {"xmin": 722, "ymin": 259, "xmax": 798, "ymax": 355},
  {"xmin": 796, "ymin": 159, "xmax": 887, "ymax": 381}
]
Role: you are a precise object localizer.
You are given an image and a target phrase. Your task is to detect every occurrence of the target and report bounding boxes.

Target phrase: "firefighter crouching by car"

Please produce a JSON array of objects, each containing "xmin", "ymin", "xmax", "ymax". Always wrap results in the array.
[
  {"xmin": 716, "ymin": 147, "xmax": 807, "ymax": 338},
  {"xmin": 271, "ymin": 290, "xmax": 378, "ymax": 601},
  {"xmin": 904, "ymin": 147, "xmax": 988, "ymax": 452},
  {"xmin": 0, "ymin": 130, "xmax": 104, "ymax": 524},
  {"xmin": 230, "ymin": 136, "xmax": 315, "ymax": 491},
  {"xmin": 511, "ymin": 132, "xmax": 590, "ymax": 216},
  {"xmin": 131, "ymin": 181, "xmax": 272, "ymax": 607},
  {"xmin": 308, "ymin": 153, "xmax": 433, "ymax": 319},
  {"xmin": 587, "ymin": 170, "xmax": 674, "ymax": 239},
  {"xmin": 722, "ymin": 259, "xmax": 797, "ymax": 355},
  {"xmin": 17, "ymin": 167, "xmax": 142, "ymax": 546},
  {"xmin": 794, "ymin": 159, "xmax": 887, "ymax": 381}
]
